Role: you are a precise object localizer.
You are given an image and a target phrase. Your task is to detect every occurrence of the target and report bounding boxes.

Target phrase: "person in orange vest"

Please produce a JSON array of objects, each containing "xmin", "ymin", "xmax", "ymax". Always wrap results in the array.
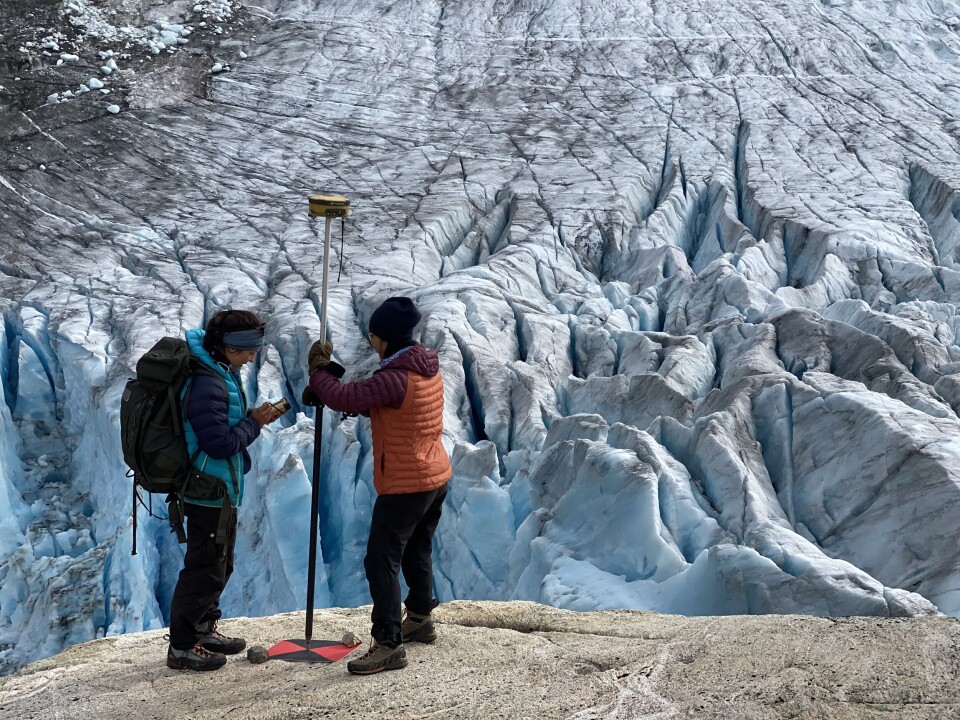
[{"xmin": 306, "ymin": 296, "xmax": 452, "ymax": 675}]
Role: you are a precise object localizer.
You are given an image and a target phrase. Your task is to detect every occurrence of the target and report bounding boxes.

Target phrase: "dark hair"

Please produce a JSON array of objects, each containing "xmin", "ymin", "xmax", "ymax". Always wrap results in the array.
[
  {"xmin": 382, "ymin": 338, "xmax": 417, "ymax": 359},
  {"xmin": 203, "ymin": 310, "xmax": 263, "ymax": 353}
]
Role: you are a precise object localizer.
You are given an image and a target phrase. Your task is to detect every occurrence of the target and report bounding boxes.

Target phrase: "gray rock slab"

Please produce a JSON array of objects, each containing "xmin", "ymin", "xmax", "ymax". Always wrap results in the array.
[{"xmin": 2, "ymin": 601, "xmax": 960, "ymax": 720}]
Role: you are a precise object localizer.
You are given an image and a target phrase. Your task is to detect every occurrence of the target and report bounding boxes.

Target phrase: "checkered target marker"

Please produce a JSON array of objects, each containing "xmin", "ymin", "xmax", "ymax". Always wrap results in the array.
[{"xmin": 267, "ymin": 639, "xmax": 358, "ymax": 663}]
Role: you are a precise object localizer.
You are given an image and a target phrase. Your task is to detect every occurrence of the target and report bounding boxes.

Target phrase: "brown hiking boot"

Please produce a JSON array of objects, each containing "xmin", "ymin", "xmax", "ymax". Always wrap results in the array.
[
  {"xmin": 401, "ymin": 609, "xmax": 437, "ymax": 643},
  {"xmin": 346, "ymin": 640, "xmax": 407, "ymax": 675},
  {"xmin": 166, "ymin": 643, "xmax": 227, "ymax": 671}
]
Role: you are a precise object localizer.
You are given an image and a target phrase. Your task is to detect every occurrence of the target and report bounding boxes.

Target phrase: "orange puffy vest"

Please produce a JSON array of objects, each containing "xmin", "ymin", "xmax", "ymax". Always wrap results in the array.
[{"xmin": 369, "ymin": 370, "xmax": 451, "ymax": 495}]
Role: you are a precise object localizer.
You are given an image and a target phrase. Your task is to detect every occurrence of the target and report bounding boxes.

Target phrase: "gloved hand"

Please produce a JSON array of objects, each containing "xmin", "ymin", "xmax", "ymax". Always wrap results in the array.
[
  {"xmin": 308, "ymin": 339, "xmax": 333, "ymax": 374},
  {"xmin": 302, "ymin": 385, "xmax": 322, "ymax": 408}
]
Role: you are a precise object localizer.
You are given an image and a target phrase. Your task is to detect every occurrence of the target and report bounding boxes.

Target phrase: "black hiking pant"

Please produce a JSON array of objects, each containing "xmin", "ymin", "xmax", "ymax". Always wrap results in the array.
[
  {"xmin": 168, "ymin": 502, "xmax": 237, "ymax": 650},
  {"xmin": 365, "ymin": 485, "xmax": 447, "ymax": 646}
]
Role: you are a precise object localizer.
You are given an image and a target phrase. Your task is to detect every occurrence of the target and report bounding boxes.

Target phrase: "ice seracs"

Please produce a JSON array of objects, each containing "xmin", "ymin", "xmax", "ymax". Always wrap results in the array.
[{"xmin": 4, "ymin": 0, "xmax": 960, "ymax": 678}]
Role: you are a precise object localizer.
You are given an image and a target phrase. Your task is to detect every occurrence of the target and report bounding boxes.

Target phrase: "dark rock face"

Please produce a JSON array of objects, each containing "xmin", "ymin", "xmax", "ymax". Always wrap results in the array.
[
  {"xmin": 0, "ymin": 0, "xmax": 241, "ymax": 139},
  {"xmin": 126, "ymin": 54, "xmax": 209, "ymax": 110},
  {"xmin": 0, "ymin": 0, "xmax": 79, "ymax": 116}
]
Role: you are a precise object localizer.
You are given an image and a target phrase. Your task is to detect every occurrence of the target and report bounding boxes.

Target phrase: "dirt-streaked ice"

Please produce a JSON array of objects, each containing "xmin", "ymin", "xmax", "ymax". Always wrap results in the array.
[{"xmin": 2, "ymin": 0, "xmax": 960, "ymax": 674}]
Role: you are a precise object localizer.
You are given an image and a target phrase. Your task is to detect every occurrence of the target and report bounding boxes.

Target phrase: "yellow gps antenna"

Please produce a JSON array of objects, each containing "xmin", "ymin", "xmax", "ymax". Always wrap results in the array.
[{"xmin": 307, "ymin": 193, "xmax": 349, "ymax": 340}]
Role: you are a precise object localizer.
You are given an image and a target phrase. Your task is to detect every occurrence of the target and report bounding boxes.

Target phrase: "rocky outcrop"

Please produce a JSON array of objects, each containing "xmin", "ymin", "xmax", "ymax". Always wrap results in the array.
[{"xmin": 2, "ymin": 601, "xmax": 960, "ymax": 719}]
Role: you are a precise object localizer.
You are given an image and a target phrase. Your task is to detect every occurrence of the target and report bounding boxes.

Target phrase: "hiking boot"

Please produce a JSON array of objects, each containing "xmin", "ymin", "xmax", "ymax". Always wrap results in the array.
[
  {"xmin": 401, "ymin": 609, "xmax": 437, "ymax": 644},
  {"xmin": 166, "ymin": 643, "xmax": 227, "ymax": 671},
  {"xmin": 198, "ymin": 621, "xmax": 246, "ymax": 655},
  {"xmin": 346, "ymin": 640, "xmax": 407, "ymax": 675}
]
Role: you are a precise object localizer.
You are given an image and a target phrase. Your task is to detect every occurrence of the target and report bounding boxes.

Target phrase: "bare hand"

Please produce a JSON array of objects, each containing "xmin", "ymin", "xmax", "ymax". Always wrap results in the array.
[{"xmin": 251, "ymin": 402, "xmax": 282, "ymax": 427}]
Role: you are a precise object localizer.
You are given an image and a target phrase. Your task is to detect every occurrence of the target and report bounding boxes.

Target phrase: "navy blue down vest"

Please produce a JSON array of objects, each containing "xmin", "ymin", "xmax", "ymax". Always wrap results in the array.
[{"xmin": 180, "ymin": 328, "xmax": 261, "ymax": 507}]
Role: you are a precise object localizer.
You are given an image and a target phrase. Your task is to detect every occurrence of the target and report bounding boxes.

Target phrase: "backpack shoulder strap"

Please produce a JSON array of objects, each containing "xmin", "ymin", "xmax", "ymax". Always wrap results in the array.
[
  {"xmin": 182, "ymin": 358, "xmax": 226, "ymax": 408},
  {"xmin": 189, "ymin": 357, "xmax": 219, "ymax": 377}
]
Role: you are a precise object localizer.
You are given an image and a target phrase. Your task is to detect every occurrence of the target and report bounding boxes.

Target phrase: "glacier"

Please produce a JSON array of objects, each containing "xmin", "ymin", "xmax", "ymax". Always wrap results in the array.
[{"xmin": 3, "ymin": 0, "xmax": 960, "ymax": 673}]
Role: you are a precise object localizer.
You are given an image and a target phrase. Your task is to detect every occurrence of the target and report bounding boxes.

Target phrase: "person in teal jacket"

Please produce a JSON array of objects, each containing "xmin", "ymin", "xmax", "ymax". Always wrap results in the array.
[{"xmin": 166, "ymin": 309, "xmax": 283, "ymax": 671}]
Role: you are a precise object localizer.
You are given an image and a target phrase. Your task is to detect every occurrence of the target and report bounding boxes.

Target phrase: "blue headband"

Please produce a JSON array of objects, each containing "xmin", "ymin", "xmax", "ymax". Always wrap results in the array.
[{"xmin": 222, "ymin": 328, "xmax": 265, "ymax": 350}]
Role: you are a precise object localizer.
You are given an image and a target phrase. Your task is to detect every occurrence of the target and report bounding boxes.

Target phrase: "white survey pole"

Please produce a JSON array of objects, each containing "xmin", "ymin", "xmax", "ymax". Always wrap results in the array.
[
  {"xmin": 320, "ymin": 216, "xmax": 332, "ymax": 339},
  {"xmin": 299, "ymin": 192, "xmax": 349, "ymax": 651},
  {"xmin": 307, "ymin": 193, "xmax": 350, "ymax": 339}
]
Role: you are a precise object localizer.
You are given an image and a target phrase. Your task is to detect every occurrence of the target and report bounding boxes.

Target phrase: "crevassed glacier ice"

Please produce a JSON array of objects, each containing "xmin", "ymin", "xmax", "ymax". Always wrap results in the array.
[{"xmin": 3, "ymin": 0, "xmax": 960, "ymax": 673}]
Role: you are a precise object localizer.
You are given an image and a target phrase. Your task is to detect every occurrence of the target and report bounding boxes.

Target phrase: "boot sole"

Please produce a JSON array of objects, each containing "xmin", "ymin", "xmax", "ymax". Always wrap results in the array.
[
  {"xmin": 347, "ymin": 656, "xmax": 408, "ymax": 675},
  {"xmin": 166, "ymin": 659, "xmax": 226, "ymax": 671}
]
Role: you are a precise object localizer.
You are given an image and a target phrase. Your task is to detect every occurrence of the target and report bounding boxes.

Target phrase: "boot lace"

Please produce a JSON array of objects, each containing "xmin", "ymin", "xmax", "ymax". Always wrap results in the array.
[
  {"xmin": 357, "ymin": 640, "xmax": 382, "ymax": 660},
  {"xmin": 190, "ymin": 643, "xmax": 217, "ymax": 658},
  {"xmin": 206, "ymin": 621, "xmax": 229, "ymax": 641},
  {"xmin": 402, "ymin": 609, "xmax": 426, "ymax": 625}
]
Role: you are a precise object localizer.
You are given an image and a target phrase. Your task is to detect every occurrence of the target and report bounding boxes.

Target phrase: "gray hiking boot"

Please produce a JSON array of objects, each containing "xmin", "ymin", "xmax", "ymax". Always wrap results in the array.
[
  {"xmin": 346, "ymin": 640, "xmax": 407, "ymax": 675},
  {"xmin": 401, "ymin": 609, "xmax": 437, "ymax": 643},
  {"xmin": 167, "ymin": 643, "xmax": 227, "ymax": 671},
  {"xmin": 198, "ymin": 620, "xmax": 246, "ymax": 655}
]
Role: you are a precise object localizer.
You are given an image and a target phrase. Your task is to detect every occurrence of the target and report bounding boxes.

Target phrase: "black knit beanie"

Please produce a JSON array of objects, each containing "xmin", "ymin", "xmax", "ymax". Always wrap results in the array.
[{"xmin": 368, "ymin": 296, "xmax": 422, "ymax": 345}]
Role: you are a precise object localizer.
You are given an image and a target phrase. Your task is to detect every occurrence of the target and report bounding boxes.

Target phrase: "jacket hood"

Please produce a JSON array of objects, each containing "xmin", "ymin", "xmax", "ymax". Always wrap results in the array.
[
  {"xmin": 186, "ymin": 328, "xmax": 207, "ymax": 357},
  {"xmin": 186, "ymin": 328, "xmax": 226, "ymax": 372},
  {"xmin": 381, "ymin": 343, "xmax": 440, "ymax": 377}
]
